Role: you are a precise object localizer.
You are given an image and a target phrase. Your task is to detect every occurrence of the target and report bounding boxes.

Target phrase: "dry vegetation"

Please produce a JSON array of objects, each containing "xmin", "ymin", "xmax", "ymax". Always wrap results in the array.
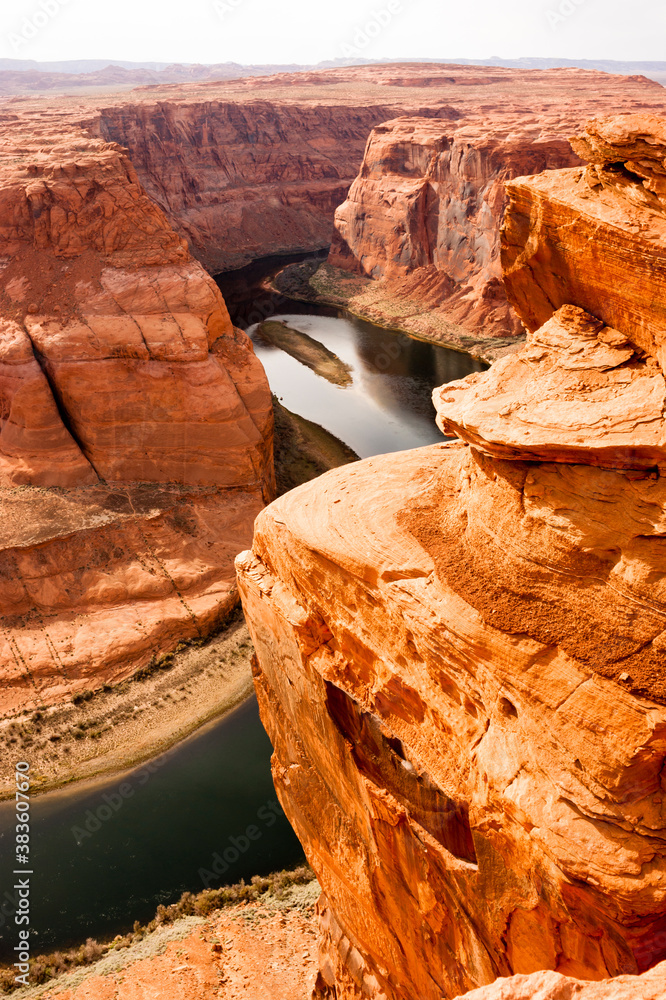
[{"xmin": 0, "ymin": 865, "xmax": 316, "ymax": 994}]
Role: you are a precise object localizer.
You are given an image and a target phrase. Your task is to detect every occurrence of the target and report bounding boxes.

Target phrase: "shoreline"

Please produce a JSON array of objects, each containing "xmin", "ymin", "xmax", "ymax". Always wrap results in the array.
[
  {"xmin": 0, "ymin": 404, "xmax": 360, "ymax": 804},
  {"xmin": 0, "ymin": 866, "xmax": 318, "ymax": 996},
  {"xmin": 269, "ymin": 259, "xmax": 524, "ymax": 364},
  {"xmin": 0, "ymin": 612, "xmax": 256, "ymax": 802}
]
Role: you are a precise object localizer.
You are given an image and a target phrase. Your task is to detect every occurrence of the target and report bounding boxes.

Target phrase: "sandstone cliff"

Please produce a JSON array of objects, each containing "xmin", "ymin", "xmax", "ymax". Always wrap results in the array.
[
  {"xmin": 321, "ymin": 74, "xmax": 666, "ymax": 352},
  {"xmin": 84, "ymin": 64, "xmax": 665, "ymax": 282},
  {"xmin": 0, "ymin": 120, "xmax": 273, "ymax": 713},
  {"xmin": 237, "ymin": 115, "xmax": 666, "ymax": 999},
  {"xmin": 6, "ymin": 61, "xmax": 641, "ymax": 714},
  {"xmin": 96, "ymin": 100, "xmax": 407, "ymax": 274},
  {"xmin": 502, "ymin": 113, "xmax": 666, "ymax": 370},
  {"xmin": 328, "ymin": 116, "xmax": 581, "ymax": 343}
]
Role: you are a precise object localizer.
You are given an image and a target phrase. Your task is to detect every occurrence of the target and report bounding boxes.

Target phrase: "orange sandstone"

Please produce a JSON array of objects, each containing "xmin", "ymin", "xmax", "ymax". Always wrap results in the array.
[
  {"xmin": 0, "ymin": 122, "xmax": 273, "ymax": 714},
  {"xmin": 237, "ymin": 115, "xmax": 666, "ymax": 1000},
  {"xmin": 456, "ymin": 961, "xmax": 666, "ymax": 1000}
]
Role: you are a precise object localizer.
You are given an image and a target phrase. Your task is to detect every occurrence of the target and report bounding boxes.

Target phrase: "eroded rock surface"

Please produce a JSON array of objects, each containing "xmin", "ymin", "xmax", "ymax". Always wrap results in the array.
[
  {"xmin": 434, "ymin": 305, "xmax": 666, "ymax": 469},
  {"xmin": 238, "ymin": 446, "xmax": 666, "ymax": 1000},
  {"xmin": 455, "ymin": 960, "xmax": 666, "ymax": 999},
  {"xmin": 502, "ymin": 114, "xmax": 666, "ymax": 370},
  {"xmin": 325, "ymin": 78, "xmax": 666, "ymax": 350},
  {"xmin": 237, "ymin": 114, "xmax": 666, "ymax": 1000},
  {"xmin": 0, "ymin": 123, "xmax": 273, "ymax": 712},
  {"xmin": 329, "ymin": 116, "xmax": 579, "ymax": 342}
]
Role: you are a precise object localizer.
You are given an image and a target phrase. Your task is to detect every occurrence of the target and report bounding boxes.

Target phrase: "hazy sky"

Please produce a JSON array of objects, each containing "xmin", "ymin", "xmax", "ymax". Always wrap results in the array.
[{"xmin": 0, "ymin": 0, "xmax": 663, "ymax": 66}]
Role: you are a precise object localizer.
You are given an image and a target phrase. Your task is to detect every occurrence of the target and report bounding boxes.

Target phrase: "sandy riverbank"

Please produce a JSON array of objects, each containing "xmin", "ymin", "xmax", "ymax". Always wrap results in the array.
[
  {"xmin": 272, "ymin": 259, "xmax": 522, "ymax": 364},
  {"xmin": 0, "ymin": 611, "xmax": 255, "ymax": 801}
]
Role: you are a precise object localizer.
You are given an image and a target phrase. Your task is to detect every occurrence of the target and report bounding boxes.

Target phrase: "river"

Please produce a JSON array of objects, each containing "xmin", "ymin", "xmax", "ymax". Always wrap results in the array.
[{"xmin": 0, "ymin": 254, "xmax": 484, "ymax": 957}]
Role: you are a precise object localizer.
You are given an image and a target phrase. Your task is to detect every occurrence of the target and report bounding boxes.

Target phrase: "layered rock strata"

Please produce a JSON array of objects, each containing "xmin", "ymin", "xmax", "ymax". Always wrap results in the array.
[
  {"xmin": 3, "ymin": 65, "xmax": 662, "ymax": 290},
  {"xmin": 323, "ymin": 79, "xmax": 666, "ymax": 348},
  {"xmin": 85, "ymin": 64, "xmax": 664, "ymax": 279},
  {"xmin": 96, "ymin": 101, "xmax": 408, "ymax": 274},
  {"xmin": 328, "ymin": 116, "xmax": 582, "ymax": 343},
  {"xmin": 237, "ymin": 115, "xmax": 666, "ymax": 1000},
  {"xmin": 502, "ymin": 114, "xmax": 666, "ymax": 370},
  {"xmin": 0, "ymin": 126, "xmax": 272, "ymax": 712}
]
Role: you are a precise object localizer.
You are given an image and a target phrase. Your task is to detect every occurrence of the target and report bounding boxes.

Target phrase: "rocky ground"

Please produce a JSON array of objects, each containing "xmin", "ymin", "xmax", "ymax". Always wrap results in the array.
[{"xmin": 3, "ymin": 874, "xmax": 321, "ymax": 999}]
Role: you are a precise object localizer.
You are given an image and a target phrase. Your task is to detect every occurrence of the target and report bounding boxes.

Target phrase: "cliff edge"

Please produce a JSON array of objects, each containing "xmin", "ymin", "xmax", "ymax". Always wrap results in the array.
[
  {"xmin": 0, "ymin": 119, "xmax": 273, "ymax": 716},
  {"xmin": 237, "ymin": 115, "xmax": 666, "ymax": 999}
]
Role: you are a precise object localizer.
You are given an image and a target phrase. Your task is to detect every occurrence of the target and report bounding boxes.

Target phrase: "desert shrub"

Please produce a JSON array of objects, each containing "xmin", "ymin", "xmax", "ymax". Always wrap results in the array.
[{"xmin": 0, "ymin": 863, "xmax": 315, "ymax": 993}]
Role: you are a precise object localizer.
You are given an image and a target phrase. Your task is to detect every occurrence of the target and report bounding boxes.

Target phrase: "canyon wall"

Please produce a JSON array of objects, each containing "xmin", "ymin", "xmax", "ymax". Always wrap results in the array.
[
  {"xmin": 237, "ymin": 115, "xmax": 666, "ymax": 999},
  {"xmin": 96, "ymin": 100, "xmax": 414, "ymax": 273},
  {"xmin": 328, "ymin": 115, "xmax": 580, "ymax": 342},
  {"xmin": 0, "ymin": 119, "xmax": 273, "ymax": 714},
  {"xmin": 322, "ymin": 75, "xmax": 666, "ymax": 349},
  {"xmin": 86, "ymin": 65, "xmax": 665, "ymax": 285}
]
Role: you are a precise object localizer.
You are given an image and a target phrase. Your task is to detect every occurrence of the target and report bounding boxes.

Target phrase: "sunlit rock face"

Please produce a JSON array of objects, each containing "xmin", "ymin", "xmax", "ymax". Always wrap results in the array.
[
  {"xmin": 328, "ymin": 115, "xmax": 581, "ymax": 341},
  {"xmin": 96, "ymin": 100, "xmax": 395, "ymax": 274},
  {"xmin": 237, "ymin": 115, "xmax": 666, "ymax": 1000},
  {"xmin": 0, "ymin": 122, "xmax": 273, "ymax": 712},
  {"xmin": 325, "ymin": 81, "xmax": 666, "ymax": 349},
  {"xmin": 502, "ymin": 114, "xmax": 666, "ymax": 370},
  {"xmin": 455, "ymin": 960, "xmax": 666, "ymax": 1000},
  {"xmin": 94, "ymin": 65, "xmax": 664, "ymax": 285}
]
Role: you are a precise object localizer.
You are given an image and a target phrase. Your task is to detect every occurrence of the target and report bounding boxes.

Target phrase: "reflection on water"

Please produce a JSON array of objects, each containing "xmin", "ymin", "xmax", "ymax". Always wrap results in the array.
[
  {"xmin": 0, "ymin": 261, "xmax": 485, "ymax": 959},
  {"xmin": 251, "ymin": 313, "xmax": 485, "ymax": 459},
  {"xmin": 215, "ymin": 251, "xmax": 333, "ymax": 329},
  {"xmin": 0, "ymin": 699, "xmax": 303, "ymax": 956}
]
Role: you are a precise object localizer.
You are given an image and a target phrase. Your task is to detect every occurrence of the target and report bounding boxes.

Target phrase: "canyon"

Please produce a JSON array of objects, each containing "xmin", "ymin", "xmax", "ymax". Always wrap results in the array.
[
  {"xmin": 2, "ymin": 62, "xmax": 661, "ymax": 720},
  {"xmin": 46, "ymin": 62, "xmax": 666, "ymax": 276},
  {"xmin": 237, "ymin": 113, "xmax": 666, "ymax": 999},
  {"xmin": 0, "ymin": 118, "xmax": 273, "ymax": 718},
  {"xmin": 2, "ymin": 62, "xmax": 666, "ymax": 998},
  {"xmin": 317, "ymin": 76, "xmax": 666, "ymax": 355}
]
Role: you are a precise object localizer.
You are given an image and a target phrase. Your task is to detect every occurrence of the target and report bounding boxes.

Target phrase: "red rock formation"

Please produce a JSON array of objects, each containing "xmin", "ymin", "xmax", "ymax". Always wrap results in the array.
[
  {"xmin": 502, "ymin": 114, "xmax": 666, "ymax": 370},
  {"xmin": 324, "ymin": 78, "xmax": 666, "ymax": 349},
  {"xmin": 1, "ymin": 61, "xmax": 595, "ymax": 709},
  {"xmin": 2, "ymin": 65, "xmax": 659, "ymax": 293},
  {"xmin": 237, "ymin": 115, "xmax": 666, "ymax": 1000},
  {"xmin": 329, "ymin": 116, "xmax": 581, "ymax": 341},
  {"xmin": 456, "ymin": 961, "xmax": 666, "ymax": 999},
  {"xmin": 0, "ymin": 122, "xmax": 273, "ymax": 712},
  {"xmin": 84, "ymin": 65, "xmax": 664, "ymax": 280},
  {"xmin": 96, "ymin": 100, "xmax": 409, "ymax": 274},
  {"xmin": 434, "ymin": 305, "xmax": 666, "ymax": 470}
]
